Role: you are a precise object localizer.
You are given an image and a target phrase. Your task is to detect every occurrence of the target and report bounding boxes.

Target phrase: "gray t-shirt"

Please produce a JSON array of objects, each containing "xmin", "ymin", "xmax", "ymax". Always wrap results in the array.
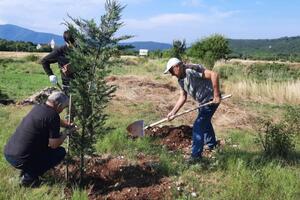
[{"xmin": 178, "ymin": 64, "xmax": 213, "ymax": 104}]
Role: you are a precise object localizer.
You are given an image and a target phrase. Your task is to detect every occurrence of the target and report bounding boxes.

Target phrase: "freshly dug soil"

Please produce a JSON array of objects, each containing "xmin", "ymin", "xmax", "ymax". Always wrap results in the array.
[
  {"xmin": 145, "ymin": 125, "xmax": 192, "ymax": 155},
  {"xmin": 54, "ymin": 156, "xmax": 172, "ymax": 200}
]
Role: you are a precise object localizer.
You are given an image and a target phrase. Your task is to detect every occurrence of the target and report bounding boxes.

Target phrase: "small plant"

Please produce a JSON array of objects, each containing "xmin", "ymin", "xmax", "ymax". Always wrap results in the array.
[
  {"xmin": 256, "ymin": 106, "xmax": 298, "ymax": 158},
  {"xmin": 257, "ymin": 121, "xmax": 295, "ymax": 158}
]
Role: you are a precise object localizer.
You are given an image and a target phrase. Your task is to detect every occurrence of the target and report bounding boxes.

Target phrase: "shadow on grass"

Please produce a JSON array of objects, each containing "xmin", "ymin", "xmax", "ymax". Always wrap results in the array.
[{"xmin": 0, "ymin": 90, "xmax": 15, "ymax": 105}]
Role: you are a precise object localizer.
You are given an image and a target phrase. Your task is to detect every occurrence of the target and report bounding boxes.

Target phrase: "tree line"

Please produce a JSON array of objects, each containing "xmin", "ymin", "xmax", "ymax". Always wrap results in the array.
[{"xmin": 0, "ymin": 39, "xmax": 52, "ymax": 52}]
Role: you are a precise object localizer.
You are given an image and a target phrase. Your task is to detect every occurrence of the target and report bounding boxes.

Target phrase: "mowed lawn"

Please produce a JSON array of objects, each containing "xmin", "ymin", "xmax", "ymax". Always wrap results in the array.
[{"xmin": 0, "ymin": 55, "xmax": 299, "ymax": 200}]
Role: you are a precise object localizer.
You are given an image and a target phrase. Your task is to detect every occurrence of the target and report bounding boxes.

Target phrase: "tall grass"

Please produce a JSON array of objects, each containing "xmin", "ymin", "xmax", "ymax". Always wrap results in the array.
[{"xmin": 225, "ymin": 80, "xmax": 300, "ymax": 104}]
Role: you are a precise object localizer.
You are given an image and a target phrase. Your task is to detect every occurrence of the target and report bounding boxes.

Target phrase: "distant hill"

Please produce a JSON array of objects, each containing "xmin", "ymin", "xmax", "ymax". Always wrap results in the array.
[
  {"xmin": 0, "ymin": 24, "xmax": 171, "ymax": 50},
  {"xmin": 0, "ymin": 24, "xmax": 65, "ymax": 45},
  {"xmin": 1, "ymin": 24, "xmax": 300, "ymax": 56},
  {"xmin": 228, "ymin": 36, "xmax": 300, "ymax": 57}
]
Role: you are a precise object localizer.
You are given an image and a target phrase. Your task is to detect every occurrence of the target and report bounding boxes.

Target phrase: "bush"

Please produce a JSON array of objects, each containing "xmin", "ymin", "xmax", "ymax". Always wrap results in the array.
[
  {"xmin": 246, "ymin": 63, "xmax": 300, "ymax": 82},
  {"xmin": 257, "ymin": 121, "xmax": 295, "ymax": 158},
  {"xmin": 256, "ymin": 106, "xmax": 299, "ymax": 158},
  {"xmin": 187, "ymin": 34, "xmax": 230, "ymax": 69}
]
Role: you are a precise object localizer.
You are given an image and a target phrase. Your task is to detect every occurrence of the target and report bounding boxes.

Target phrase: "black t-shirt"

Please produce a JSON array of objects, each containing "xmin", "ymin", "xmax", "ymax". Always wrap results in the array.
[{"xmin": 4, "ymin": 104, "xmax": 60, "ymax": 160}]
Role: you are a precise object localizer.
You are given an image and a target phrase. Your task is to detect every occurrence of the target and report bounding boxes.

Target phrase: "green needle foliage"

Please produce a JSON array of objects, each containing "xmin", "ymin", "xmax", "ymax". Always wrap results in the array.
[{"xmin": 65, "ymin": 0, "xmax": 131, "ymax": 182}]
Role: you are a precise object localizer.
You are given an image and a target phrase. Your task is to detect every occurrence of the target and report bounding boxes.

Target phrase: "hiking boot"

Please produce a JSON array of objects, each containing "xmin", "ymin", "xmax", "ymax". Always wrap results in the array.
[
  {"xmin": 204, "ymin": 139, "xmax": 226, "ymax": 151},
  {"xmin": 20, "ymin": 174, "xmax": 40, "ymax": 188},
  {"xmin": 202, "ymin": 149, "xmax": 215, "ymax": 158}
]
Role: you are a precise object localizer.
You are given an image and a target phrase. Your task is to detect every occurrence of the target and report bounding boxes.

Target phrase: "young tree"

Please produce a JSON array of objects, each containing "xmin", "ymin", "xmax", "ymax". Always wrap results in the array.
[
  {"xmin": 170, "ymin": 39, "xmax": 186, "ymax": 59},
  {"xmin": 65, "ymin": 0, "xmax": 131, "ymax": 183},
  {"xmin": 188, "ymin": 34, "xmax": 230, "ymax": 69}
]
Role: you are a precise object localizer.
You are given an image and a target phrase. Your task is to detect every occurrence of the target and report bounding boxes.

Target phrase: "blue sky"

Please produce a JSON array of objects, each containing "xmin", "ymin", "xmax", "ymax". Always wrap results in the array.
[{"xmin": 0, "ymin": 0, "xmax": 299, "ymax": 43}]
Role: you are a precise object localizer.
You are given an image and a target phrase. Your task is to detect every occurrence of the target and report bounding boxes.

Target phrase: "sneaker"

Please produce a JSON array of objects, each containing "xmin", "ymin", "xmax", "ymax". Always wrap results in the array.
[
  {"xmin": 202, "ymin": 149, "xmax": 214, "ymax": 158},
  {"xmin": 20, "ymin": 174, "xmax": 40, "ymax": 188}
]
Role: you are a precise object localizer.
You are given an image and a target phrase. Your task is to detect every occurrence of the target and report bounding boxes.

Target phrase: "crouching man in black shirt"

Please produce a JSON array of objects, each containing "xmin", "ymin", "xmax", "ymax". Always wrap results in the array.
[{"xmin": 4, "ymin": 92, "xmax": 72, "ymax": 187}]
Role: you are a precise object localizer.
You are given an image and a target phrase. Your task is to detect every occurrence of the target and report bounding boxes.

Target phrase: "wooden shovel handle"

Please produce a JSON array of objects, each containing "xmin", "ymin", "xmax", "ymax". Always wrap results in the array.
[{"xmin": 147, "ymin": 94, "xmax": 232, "ymax": 128}]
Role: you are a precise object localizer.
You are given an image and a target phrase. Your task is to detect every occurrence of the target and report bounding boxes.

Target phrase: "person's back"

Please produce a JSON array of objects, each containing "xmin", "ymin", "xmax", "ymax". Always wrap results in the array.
[
  {"xmin": 4, "ymin": 104, "xmax": 60, "ymax": 161},
  {"xmin": 178, "ymin": 64, "xmax": 214, "ymax": 104}
]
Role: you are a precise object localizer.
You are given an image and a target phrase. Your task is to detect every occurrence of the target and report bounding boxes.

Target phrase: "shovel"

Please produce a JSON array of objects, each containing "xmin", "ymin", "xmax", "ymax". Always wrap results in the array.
[{"xmin": 127, "ymin": 94, "xmax": 232, "ymax": 137}]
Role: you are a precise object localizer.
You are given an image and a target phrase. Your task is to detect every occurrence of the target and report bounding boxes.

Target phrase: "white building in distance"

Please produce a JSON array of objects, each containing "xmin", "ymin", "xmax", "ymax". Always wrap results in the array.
[
  {"xmin": 139, "ymin": 49, "xmax": 148, "ymax": 56},
  {"xmin": 50, "ymin": 39, "xmax": 55, "ymax": 49},
  {"xmin": 36, "ymin": 44, "xmax": 41, "ymax": 50}
]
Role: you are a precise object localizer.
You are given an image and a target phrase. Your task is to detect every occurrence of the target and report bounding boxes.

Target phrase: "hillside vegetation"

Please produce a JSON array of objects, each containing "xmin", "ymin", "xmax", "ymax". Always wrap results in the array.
[{"xmin": 229, "ymin": 36, "xmax": 300, "ymax": 61}]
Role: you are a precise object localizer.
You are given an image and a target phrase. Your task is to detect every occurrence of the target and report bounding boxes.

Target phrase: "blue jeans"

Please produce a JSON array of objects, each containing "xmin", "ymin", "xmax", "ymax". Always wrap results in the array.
[
  {"xmin": 5, "ymin": 147, "xmax": 66, "ymax": 178},
  {"xmin": 191, "ymin": 104, "xmax": 219, "ymax": 158}
]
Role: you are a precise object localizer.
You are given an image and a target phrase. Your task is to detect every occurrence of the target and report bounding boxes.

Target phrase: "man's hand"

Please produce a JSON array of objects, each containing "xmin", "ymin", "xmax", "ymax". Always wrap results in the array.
[
  {"xmin": 213, "ymin": 95, "xmax": 221, "ymax": 104},
  {"xmin": 49, "ymin": 75, "xmax": 58, "ymax": 85},
  {"xmin": 167, "ymin": 112, "xmax": 175, "ymax": 121}
]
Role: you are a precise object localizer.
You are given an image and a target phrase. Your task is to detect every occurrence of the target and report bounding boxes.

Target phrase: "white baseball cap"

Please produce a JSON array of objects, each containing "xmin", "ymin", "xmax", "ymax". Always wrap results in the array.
[{"xmin": 164, "ymin": 58, "xmax": 182, "ymax": 74}]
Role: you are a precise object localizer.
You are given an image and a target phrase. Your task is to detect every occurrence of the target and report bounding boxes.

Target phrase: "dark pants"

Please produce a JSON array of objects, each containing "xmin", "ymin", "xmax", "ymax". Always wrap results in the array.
[
  {"xmin": 192, "ymin": 104, "xmax": 219, "ymax": 158},
  {"xmin": 5, "ymin": 147, "xmax": 66, "ymax": 178},
  {"xmin": 61, "ymin": 72, "xmax": 74, "ymax": 95}
]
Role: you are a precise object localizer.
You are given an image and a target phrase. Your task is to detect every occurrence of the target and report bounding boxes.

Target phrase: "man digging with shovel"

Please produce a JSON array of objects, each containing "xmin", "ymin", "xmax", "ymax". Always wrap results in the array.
[{"xmin": 165, "ymin": 58, "xmax": 222, "ymax": 163}]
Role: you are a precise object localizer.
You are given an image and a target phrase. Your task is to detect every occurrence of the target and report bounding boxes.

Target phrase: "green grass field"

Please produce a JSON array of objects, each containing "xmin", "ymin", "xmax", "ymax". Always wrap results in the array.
[{"xmin": 0, "ymin": 56, "xmax": 299, "ymax": 199}]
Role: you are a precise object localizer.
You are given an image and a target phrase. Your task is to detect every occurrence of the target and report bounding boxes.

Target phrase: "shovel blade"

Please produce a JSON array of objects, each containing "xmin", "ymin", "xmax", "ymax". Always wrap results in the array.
[{"xmin": 126, "ymin": 120, "xmax": 144, "ymax": 137}]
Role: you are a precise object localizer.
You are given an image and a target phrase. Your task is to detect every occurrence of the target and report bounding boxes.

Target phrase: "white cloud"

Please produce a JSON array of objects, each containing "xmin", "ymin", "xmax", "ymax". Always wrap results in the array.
[
  {"xmin": 125, "ymin": 13, "xmax": 203, "ymax": 30},
  {"xmin": 125, "ymin": 8, "xmax": 237, "ymax": 30},
  {"xmin": 210, "ymin": 8, "xmax": 240, "ymax": 19},
  {"xmin": 0, "ymin": 0, "xmax": 108, "ymax": 34},
  {"xmin": 0, "ymin": 18, "xmax": 6, "ymax": 24}
]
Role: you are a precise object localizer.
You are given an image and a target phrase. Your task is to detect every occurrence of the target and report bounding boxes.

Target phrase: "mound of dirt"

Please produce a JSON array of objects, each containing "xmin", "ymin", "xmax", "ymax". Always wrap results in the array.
[
  {"xmin": 145, "ymin": 125, "xmax": 192, "ymax": 155},
  {"xmin": 145, "ymin": 125, "xmax": 226, "ymax": 158},
  {"xmin": 54, "ymin": 156, "xmax": 172, "ymax": 200},
  {"xmin": 18, "ymin": 87, "xmax": 59, "ymax": 105}
]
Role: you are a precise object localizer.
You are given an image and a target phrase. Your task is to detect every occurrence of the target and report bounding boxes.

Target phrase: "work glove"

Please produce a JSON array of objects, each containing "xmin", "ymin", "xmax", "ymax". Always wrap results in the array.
[{"xmin": 49, "ymin": 75, "xmax": 58, "ymax": 85}]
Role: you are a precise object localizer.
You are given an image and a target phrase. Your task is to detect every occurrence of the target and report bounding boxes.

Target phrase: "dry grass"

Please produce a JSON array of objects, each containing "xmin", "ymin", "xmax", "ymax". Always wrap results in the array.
[
  {"xmin": 0, "ymin": 51, "xmax": 47, "ymax": 58},
  {"xmin": 215, "ymin": 59, "xmax": 300, "ymax": 69},
  {"xmin": 224, "ymin": 80, "xmax": 300, "ymax": 105}
]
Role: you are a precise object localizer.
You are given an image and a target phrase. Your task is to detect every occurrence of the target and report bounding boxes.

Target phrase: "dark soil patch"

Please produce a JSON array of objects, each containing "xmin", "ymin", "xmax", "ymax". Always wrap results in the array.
[
  {"xmin": 145, "ymin": 125, "xmax": 192, "ymax": 153},
  {"xmin": 54, "ymin": 156, "xmax": 172, "ymax": 200},
  {"xmin": 18, "ymin": 87, "xmax": 58, "ymax": 105}
]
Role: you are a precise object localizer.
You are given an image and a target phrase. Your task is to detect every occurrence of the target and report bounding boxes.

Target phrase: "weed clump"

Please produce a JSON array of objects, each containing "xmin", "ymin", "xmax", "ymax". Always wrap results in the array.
[{"xmin": 256, "ymin": 106, "xmax": 299, "ymax": 158}]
